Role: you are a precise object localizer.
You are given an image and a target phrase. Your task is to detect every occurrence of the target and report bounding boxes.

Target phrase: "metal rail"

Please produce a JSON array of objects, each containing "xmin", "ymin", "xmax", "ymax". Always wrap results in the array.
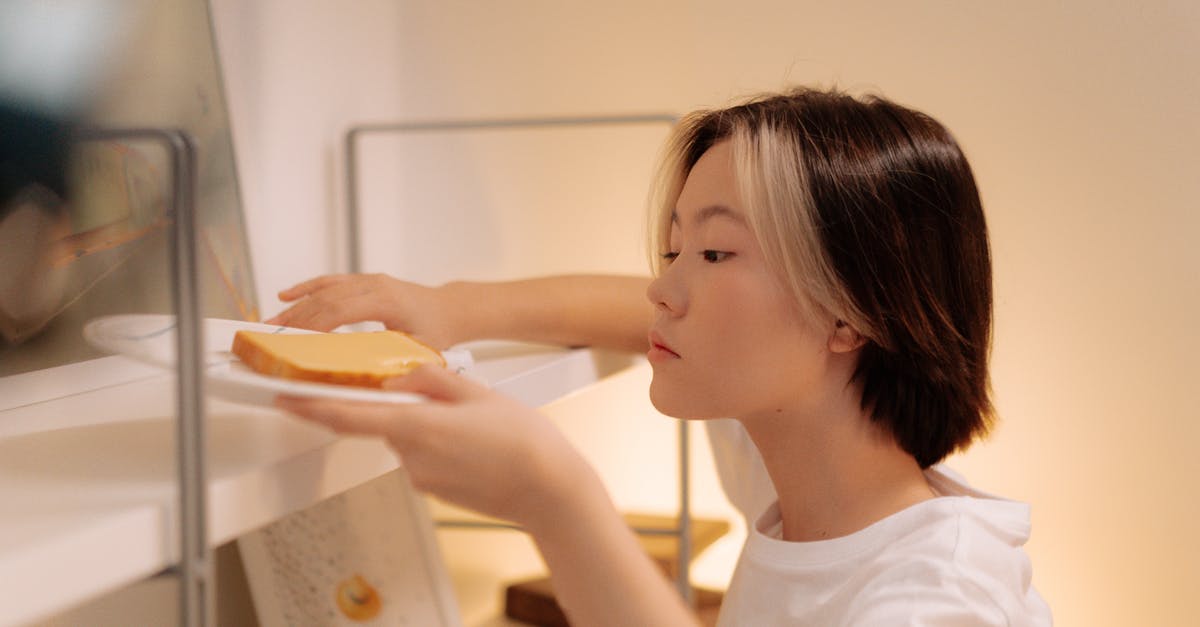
[
  {"xmin": 343, "ymin": 114, "xmax": 679, "ymax": 276},
  {"xmin": 78, "ymin": 128, "xmax": 209, "ymax": 627}
]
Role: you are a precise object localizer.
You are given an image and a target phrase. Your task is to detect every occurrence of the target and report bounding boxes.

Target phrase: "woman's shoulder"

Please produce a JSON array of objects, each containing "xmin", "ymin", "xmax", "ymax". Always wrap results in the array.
[
  {"xmin": 844, "ymin": 467, "xmax": 1053, "ymax": 626},
  {"xmin": 842, "ymin": 540, "xmax": 1052, "ymax": 627}
]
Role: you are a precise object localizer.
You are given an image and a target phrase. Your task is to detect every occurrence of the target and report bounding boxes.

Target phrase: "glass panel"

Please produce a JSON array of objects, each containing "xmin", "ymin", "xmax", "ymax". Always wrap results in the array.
[{"xmin": 0, "ymin": 0, "xmax": 257, "ymax": 376}]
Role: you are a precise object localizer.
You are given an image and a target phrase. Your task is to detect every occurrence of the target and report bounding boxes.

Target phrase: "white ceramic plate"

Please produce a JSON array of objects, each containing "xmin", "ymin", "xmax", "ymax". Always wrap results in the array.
[{"xmin": 83, "ymin": 314, "xmax": 473, "ymax": 406}]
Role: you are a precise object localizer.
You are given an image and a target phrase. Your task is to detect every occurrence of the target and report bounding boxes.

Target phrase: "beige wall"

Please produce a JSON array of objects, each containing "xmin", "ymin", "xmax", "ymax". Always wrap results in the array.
[{"xmin": 212, "ymin": 2, "xmax": 1200, "ymax": 625}]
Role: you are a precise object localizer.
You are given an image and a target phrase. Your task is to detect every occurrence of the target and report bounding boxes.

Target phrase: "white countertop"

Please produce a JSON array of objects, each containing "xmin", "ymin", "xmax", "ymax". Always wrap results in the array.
[{"xmin": 0, "ymin": 342, "xmax": 631, "ymax": 626}]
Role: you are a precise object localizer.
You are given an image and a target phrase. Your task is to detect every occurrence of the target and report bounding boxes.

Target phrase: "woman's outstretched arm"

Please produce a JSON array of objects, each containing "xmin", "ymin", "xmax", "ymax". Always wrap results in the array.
[{"xmin": 266, "ymin": 273, "xmax": 654, "ymax": 353}]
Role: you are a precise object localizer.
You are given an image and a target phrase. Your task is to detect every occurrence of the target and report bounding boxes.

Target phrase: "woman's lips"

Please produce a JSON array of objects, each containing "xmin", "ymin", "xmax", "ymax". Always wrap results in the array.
[{"xmin": 647, "ymin": 331, "xmax": 680, "ymax": 362}]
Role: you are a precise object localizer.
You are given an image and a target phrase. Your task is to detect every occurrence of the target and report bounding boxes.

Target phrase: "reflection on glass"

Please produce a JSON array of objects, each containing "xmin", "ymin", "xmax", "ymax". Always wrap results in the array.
[{"xmin": 0, "ymin": 0, "xmax": 257, "ymax": 376}]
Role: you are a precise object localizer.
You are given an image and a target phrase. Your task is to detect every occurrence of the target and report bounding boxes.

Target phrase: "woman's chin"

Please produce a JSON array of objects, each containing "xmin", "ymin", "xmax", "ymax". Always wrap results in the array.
[{"xmin": 648, "ymin": 383, "xmax": 722, "ymax": 421}]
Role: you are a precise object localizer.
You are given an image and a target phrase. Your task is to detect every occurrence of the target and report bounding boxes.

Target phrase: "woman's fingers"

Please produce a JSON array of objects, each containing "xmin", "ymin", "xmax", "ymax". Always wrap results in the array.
[
  {"xmin": 266, "ymin": 281, "xmax": 385, "ymax": 330},
  {"xmin": 294, "ymin": 292, "xmax": 376, "ymax": 330},
  {"xmin": 273, "ymin": 395, "xmax": 404, "ymax": 436},
  {"xmin": 383, "ymin": 364, "xmax": 488, "ymax": 402},
  {"xmin": 262, "ymin": 274, "xmax": 460, "ymax": 347},
  {"xmin": 276, "ymin": 274, "xmax": 352, "ymax": 302},
  {"xmin": 272, "ymin": 372, "xmax": 579, "ymax": 526},
  {"xmin": 273, "ymin": 366, "xmax": 485, "ymax": 436},
  {"xmin": 266, "ymin": 275, "xmax": 360, "ymax": 326}
]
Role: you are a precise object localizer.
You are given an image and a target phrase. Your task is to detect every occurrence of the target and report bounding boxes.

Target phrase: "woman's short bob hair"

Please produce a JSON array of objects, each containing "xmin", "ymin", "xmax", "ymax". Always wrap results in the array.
[{"xmin": 649, "ymin": 87, "xmax": 994, "ymax": 468}]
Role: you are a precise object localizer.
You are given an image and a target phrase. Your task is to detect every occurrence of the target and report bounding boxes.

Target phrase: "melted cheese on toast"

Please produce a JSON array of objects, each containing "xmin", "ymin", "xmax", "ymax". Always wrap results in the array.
[{"xmin": 231, "ymin": 329, "xmax": 444, "ymax": 388}]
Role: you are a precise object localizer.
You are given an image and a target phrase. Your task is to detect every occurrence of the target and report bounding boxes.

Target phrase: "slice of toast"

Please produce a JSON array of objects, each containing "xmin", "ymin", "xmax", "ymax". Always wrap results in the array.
[{"xmin": 231, "ymin": 329, "xmax": 445, "ymax": 388}]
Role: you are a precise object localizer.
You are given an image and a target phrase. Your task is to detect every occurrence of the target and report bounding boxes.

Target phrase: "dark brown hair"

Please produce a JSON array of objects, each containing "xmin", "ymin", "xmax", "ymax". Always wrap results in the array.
[{"xmin": 651, "ymin": 87, "xmax": 994, "ymax": 467}]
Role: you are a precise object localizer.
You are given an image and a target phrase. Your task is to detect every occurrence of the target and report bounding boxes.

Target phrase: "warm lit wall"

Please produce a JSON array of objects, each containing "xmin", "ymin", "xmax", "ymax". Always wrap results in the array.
[{"xmin": 211, "ymin": 2, "xmax": 1200, "ymax": 625}]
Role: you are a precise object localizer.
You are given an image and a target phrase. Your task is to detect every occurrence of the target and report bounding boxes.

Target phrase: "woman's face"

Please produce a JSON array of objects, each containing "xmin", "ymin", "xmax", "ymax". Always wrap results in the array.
[{"xmin": 645, "ymin": 141, "xmax": 834, "ymax": 421}]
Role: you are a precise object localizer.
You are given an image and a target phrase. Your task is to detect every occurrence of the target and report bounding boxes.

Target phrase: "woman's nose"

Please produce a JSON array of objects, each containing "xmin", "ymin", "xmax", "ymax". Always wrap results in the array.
[{"xmin": 646, "ymin": 265, "xmax": 684, "ymax": 316}]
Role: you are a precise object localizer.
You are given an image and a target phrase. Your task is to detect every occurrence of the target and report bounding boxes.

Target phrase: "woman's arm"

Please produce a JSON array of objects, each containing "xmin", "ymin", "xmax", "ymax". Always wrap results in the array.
[
  {"xmin": 265, "ymin": 274, "xmax": 654, "ymax": 353},
  {"xmin": 274, "ymin": 365, "xmax": 697, "ymax": 627},
  {"xmin": 529, "ymin": 476, "xmax": 699, "ymax": 627},
  {"xmin": 442, "ymin": 275, "xmax": 653, "ymax": 352}
]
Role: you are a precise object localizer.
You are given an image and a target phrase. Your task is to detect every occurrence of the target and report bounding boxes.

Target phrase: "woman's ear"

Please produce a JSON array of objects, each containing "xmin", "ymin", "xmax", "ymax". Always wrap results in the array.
[{"xmin": 829, "ymin": 320, "xmax": 868, "ymax": 353}]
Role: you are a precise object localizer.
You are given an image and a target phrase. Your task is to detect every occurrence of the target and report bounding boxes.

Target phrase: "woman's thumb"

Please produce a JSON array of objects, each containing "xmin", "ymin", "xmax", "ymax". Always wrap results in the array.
[{"xmin": 382, "ymin": 364, "xmax": 482, "ymax": 401}]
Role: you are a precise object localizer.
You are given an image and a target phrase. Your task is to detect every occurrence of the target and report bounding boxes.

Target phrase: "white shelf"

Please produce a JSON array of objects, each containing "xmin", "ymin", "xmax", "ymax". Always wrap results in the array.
[{"xmin": 0, "ymin": 343, "xmax": 630, "ymax": 627}]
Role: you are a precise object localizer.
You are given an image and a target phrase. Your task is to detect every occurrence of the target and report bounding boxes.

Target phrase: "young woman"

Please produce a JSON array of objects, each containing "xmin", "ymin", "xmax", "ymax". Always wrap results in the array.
[{"xmin": 268, "ymin": 87, "xmax": 1052, "ymax": 625}]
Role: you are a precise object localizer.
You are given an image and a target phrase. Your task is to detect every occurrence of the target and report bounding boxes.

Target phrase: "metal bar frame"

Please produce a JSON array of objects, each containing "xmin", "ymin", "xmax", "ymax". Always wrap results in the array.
[
  {"xmin": 343, "ymin": 114, "xmax": 695, "ymax": 603},
  {"xmin": 77, "ymin": 128, "xmax": 209, "ymax": 626}
]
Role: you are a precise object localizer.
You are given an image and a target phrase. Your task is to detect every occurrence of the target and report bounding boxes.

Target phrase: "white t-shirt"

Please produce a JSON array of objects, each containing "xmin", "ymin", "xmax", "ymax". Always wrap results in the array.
[{"xmin": 705, "ymin": 420, "xmax": 1053, "ymax": 626}]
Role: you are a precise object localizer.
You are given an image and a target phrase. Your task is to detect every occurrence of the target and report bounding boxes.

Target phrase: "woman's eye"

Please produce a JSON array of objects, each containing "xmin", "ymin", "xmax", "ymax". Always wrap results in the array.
[
  {"xmin": 702, "ymin": 250, "xmax": 733, "ymax": 263},
  {"xmin": 661, "ymin": 251, "xmax": 680, "ymax": 263}
]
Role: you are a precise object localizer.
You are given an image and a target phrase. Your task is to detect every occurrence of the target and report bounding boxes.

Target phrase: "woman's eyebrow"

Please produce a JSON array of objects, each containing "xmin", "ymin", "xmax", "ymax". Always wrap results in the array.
[{"xmin": 670, "ymin": 204, "xmax": 746, "ymax": 226}]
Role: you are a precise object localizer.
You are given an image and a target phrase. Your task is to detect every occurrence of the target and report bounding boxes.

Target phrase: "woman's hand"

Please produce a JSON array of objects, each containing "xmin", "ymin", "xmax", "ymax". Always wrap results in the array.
[
  {"xmin": 264, "ymin": 273, "xmax": 465, "ymax": 349},
  {"xmin": 273, "ymin": 364, "xmax": 589, "ymax": 527}
]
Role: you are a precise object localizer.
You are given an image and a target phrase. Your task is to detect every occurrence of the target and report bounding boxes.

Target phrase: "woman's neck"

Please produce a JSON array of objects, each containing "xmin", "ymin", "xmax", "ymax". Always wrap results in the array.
[{"xmin": 738, "ymin": 385, "xmax": 935, "ymax": 542}]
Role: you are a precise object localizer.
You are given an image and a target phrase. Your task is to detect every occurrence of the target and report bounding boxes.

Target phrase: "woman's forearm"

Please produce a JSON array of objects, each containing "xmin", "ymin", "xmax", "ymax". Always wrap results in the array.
[
  {"xmin": 524, "ymin": 461, "xmax": 699, "ymax": 627},
  {"xmin": 441, "ymin": 275, "xmax": 653, "ymax": 353}
]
